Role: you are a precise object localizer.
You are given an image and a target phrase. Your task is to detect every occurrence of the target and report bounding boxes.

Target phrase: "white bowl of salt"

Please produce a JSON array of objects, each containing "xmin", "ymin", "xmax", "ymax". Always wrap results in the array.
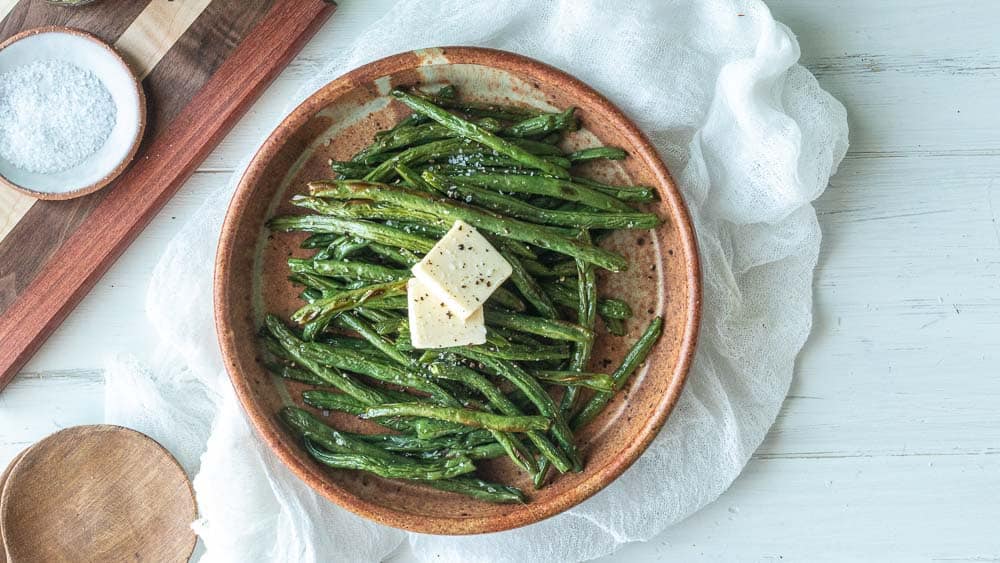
[{"xmin": 0, "ymin": 26, "xmax": 145, "ymax": 200}]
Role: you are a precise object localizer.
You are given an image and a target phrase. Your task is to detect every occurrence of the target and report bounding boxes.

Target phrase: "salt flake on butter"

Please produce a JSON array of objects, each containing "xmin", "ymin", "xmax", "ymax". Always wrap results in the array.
[
  {"xmin": 406, "ymin": 278, "xmax": 486, "ymax": 349},
  {"xmin": 411, "ymin": 220, "xmax": 512, "ymax": 319}
]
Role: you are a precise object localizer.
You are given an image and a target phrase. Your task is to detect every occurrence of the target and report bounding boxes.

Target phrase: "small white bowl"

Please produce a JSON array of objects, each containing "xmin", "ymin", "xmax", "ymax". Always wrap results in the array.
[{"xmin": 0, "ymin": 26, "xmax": 145, "ymax": 200}]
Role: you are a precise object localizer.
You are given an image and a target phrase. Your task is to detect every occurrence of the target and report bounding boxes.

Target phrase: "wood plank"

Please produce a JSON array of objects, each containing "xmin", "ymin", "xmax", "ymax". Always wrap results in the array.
[
  {"xmin": 0, "ymin": 0, "xmax": 273, "ymax": 312},
  {"xmin": 0, "ymin": 188, "xmax": 32, "ymax": 247},
  {"xmin": 0, "ymin": 0, "xmax": 336, "ymax": 391},
  {"xmin": 0, "ymin": 0, "xmax": 151, "ymax": 43},
  {"xmin": 114, "ymin": 0, "xmax": 214, "ymax": 78},
  {"xmin": 599, "ymin": 455, "xmax": 1000, "ymax": 562}
]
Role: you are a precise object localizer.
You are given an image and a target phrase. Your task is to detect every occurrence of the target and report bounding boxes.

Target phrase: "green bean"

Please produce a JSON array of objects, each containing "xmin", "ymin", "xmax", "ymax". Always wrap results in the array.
[
  {"xmin": 305, "ymin": 341, "xmax": 536, "ymax": 473},
  {"xmin": 354, "ymin": 294, "xmax": 409, "ymax": 310},
  {"xmin": 330, "ymin": 160, "xmax": 372, "ymax": 178},
  {"xmin": 352, "ymin": 118, "xmax": 501, "ymax": 162},
  {"xmin": 290, "ymin": 280, "xmax": 408, "ymax": 340},
  {"xmin": 397, "ymin": 329, "xmax": 568, "ymax": 361},
  {"xmin": 260, "ymin": 336, "xmax": 328, "ymax": 386},
  {"xmin": 569, "ymin": 258, "xmax": 598, "ymax": 371},
  {"xmin": 367, "ymin": 242, "xmax": 421, "ymax": 267},
  {"xmin": 298, "ymin": 287, "xmax": 321, "ymax": 303},
  {"xmin": 467, "ymin": 342, "xmax": 570, "ymax": 361},
  {"xmin": 314, "ymin": 334, "xmax": 382, "ymax": 353},
  {"xmin": 394, "ymin": 162, "xmax": 438, "ymax": 193},
  {"xmin": 572, "ymin": 317, "xmax": 663, "ymax": 429},
  {"xmin": 289, "ymin": 272, "xmax": 340, "ymax": 294},
  {"xmin": 571, "ymin": 176, "xmax": 657, "ymax": 203},
  {"xmin": 605, "ymin": 317, "xmax": 628, "ymax": 336},
  {"xmin": 507, "ymin": 138, "xmax": 566, "ymax": 157},
  {"xmin": 484, "ymin": 311, "xmax": 592, "ymax": 343},
  {"xmin": 332, "ymin": 237, "xmax": 369, "ymax": 260},
  {"xmin": 454, "ymin": 174, "xmax": 632, "ymax": 212},
  {"xmin": 266, "ymin": 316, "xmax": 386, "ymax": 405},
  {"xmin": 459, "ymin": 352, "xmax": 581, "ymax": 470},
  {"xmin": 292, "ymin": 194, "xmax": 446, "ymax": 229},
  {"xmin": 421, "ymin": 476, "xmax": 525, "ymax": 504},
  {"xmin": 372, "ymin": 317, "xmax": 405, "ymax": 335},
  {"xmin": 302, "ymin": 390, "xmax": 455, "ymax": 437},
  {"xmin": 567, "ymin": 146, "xmax": 627, "ymax": 163},
  {"xmin": 545, "ymin": 283, "xmax": 633, "ymax": 320},
  {"xmin": 363, "ymin": 403, "xmax": 550, "ymax": 433},
  {"xmin": 519, "ymin": 258, "xmax": 560, "ymax": 278},
  {"xmin": 392, "ymin": 90, "xmax": 570, "ymax": 179},
  {"xmin": 501, "ymin": 107, "xmax": 576, "ymax": 138},
  {"xmin": 299, "ymin": 340, "xmax": 451, "ymax": 402},
  {"xmin": 427, "ymin": 361, "xmax": 572, "ymax": 473},
  {"xmin": 425, "ymin": 173, "xmax": 658, "ymax": 229},
  {"xmin": 269, "ymin": 215, "xmax": 436, "ymax": 254},
  {"xmin": 499, "ymin": 246, "xmax": 558, "ymax": 319},
  {"xmin": 300, "ymin": 233, "xmax": 340, "ymax": 249},
  {"xmin": 537, "ymin": 251, "xmax": 598, "ymax": 485},
  {"xmin": 412, "ymin": 91, "xmax": 538, "ymax": 122},
  {"xmin": 308, "ymin": 181, "xmax": 628, "ymax": 271},
  {"xmin": 357, "ymin": 430, "xmax": 495, "ymax": 453},
  {"xmin": 303, "ymin": 439, "xmax": 474, "ymax": 481},
  {"xmin": 334, "ymin": 313, "xmax": 411, "ymax": 367},
  {"xmin": 283, "ymin": 406, "xmax": 476, "ymax": 479},
  {"xmin": 363, "ymin": 137, "xmax": 477, "ymax": 183},
  {"xmin": 460, "ymin": 442, "xmax": 509, "ymax": 460},
  {"xmin": 533, "ymin": 371, "xmax": 613, "ymax": 392},
  {"xmin": 421, "ymin": 153, "xmax": 568, "ymax": 173},
  {"xmin": 288, "ymin": 258, "xmax": 410, "ymax": 283}
]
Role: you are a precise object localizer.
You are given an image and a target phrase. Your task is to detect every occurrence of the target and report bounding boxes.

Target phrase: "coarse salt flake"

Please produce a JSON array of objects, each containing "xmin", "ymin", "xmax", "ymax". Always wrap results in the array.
[{"xmin": 0, "ymin": 59, "xmax": 117, "ymax": 174}]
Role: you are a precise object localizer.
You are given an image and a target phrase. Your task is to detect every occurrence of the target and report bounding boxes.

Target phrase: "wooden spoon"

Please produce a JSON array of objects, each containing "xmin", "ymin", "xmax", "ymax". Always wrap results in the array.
[
  {"xmin": 0, "ymin": 448, "xmax": 29, "ymax": 563},
  {"xmin": 0, "ymin": 425, "xmax": 196, "ymax": 563}
]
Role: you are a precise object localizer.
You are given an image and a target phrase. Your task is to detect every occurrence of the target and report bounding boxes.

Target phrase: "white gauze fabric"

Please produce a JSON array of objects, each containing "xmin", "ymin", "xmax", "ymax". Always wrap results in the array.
[{"xmin": 103, "ymin": 0, "xmax": 848, "ymax": 561}]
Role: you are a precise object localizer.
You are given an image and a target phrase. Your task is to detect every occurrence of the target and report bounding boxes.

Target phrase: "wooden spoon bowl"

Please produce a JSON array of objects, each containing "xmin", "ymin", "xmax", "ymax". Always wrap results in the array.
[
  {"xmin": 0, "ymin": 448, "xmax": 28, "ymax": 563},
  {"xmin": 0, "ymin": 425, "xmax": 196, "ymax": 563},
  {"xmin": 215, "ymin": 47, "xmax": 701, "ymax": 534}
]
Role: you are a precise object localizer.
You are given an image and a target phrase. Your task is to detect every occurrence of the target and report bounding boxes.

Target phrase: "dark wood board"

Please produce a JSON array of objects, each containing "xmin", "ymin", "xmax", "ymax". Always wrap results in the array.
[{"xmin": 0, "ymin": 0, "xmax": 337, "ymax": 391}]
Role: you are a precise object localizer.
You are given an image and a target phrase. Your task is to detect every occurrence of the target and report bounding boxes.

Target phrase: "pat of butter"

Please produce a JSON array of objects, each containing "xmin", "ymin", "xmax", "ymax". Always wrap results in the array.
[
  {"xmin": 407, "ymin": 278, "xmax": 486, "ymax": 349},
  {"xmin": 411, "ymin": 220, "xmax": 512, "ymax": 319}
]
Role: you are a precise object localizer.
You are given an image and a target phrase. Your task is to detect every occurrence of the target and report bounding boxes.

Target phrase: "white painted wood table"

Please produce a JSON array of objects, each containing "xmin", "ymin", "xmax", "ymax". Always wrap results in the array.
[{"xmin": 2, "ymin": 1, "xmax": 998, "ymax": 561}]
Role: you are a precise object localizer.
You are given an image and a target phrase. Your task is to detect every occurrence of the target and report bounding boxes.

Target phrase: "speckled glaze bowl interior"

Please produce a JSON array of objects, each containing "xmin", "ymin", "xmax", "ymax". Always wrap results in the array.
[{"xmin": 215, "ymin": 47, "xmax": 701, "ymax": 535}]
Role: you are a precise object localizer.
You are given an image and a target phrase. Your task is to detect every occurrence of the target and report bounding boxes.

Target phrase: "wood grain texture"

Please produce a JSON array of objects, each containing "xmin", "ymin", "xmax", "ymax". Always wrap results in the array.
[
  {"xmin": 0, "ymin": 0, "xmax": 271, "ymax": 302},
  {"xmin": 0, "ymin": 0, "xmax": 154, "ymax": 255},
  {"xmin": 115, "ymin": 0, "xmax": 214, "ymax": 78},
  {"xmin": 0, "ymin": 425, "xmax": 196, "ymax": 563},
  {"xmin": 2, "ymin": 0, "xmax": 999, "ymax": 560},
  {"xmin": 0, "ymin": 190, "xmax": 30, "ymax": 248},
  {"xmin": 0, "ymin": 0, "xmax": 336, "ymax": 391},
  {"xmin": 0, "ymin": 448, "xmax": 25, "ymax": 563}
]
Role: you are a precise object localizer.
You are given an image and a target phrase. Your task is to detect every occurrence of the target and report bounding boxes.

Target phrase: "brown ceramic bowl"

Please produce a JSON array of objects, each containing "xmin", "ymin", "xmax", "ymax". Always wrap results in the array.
[{"xmin": 215, "ymin": 47, "xmax": 700, "ymax": 535}]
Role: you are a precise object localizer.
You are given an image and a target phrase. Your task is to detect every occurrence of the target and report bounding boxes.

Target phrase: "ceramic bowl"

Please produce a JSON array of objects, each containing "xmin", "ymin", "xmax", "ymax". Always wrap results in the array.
[
  {"xmin": 0, "ymin": 27, "xmax": 145, "ymax": 200},
  {"xmin": 215, "ymin": 47, "xmax": 701, "ymax": 534}
]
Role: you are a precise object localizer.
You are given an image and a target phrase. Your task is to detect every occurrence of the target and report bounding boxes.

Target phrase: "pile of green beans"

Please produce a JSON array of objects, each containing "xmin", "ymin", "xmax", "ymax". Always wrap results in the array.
[{"xmin": 265, "ymin": 84, "xmax": 663, "ymax": 503}]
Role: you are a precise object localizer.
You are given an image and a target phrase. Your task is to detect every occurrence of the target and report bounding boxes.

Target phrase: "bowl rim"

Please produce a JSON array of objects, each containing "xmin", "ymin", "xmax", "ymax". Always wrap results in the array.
[
  {"xmin": 0, "ymin": 26, "xmax": 147, "ymax": 201},
  {"xmin": 214, "ymin": 46, "xmax": 702, "ymax": 535}
]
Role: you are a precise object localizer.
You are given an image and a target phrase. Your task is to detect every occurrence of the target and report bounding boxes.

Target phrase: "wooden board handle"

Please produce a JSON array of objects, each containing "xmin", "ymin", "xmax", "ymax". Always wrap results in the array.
[{"xmin": 0, "ymin": 0, "xmax": 336, "ymax": 391}]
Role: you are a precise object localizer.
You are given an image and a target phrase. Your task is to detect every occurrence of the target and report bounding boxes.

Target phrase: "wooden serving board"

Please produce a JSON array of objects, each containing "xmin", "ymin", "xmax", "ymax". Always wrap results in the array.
[{"xmin": 0, "ymin": 0, "xmax": 336, "ymax": 391}]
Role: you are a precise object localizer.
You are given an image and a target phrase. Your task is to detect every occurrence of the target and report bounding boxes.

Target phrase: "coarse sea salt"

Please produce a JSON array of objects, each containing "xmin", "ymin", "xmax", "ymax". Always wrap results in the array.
[{"xmin": 0, "ymin": 59, "xmax": 117, "ymax": 174}]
